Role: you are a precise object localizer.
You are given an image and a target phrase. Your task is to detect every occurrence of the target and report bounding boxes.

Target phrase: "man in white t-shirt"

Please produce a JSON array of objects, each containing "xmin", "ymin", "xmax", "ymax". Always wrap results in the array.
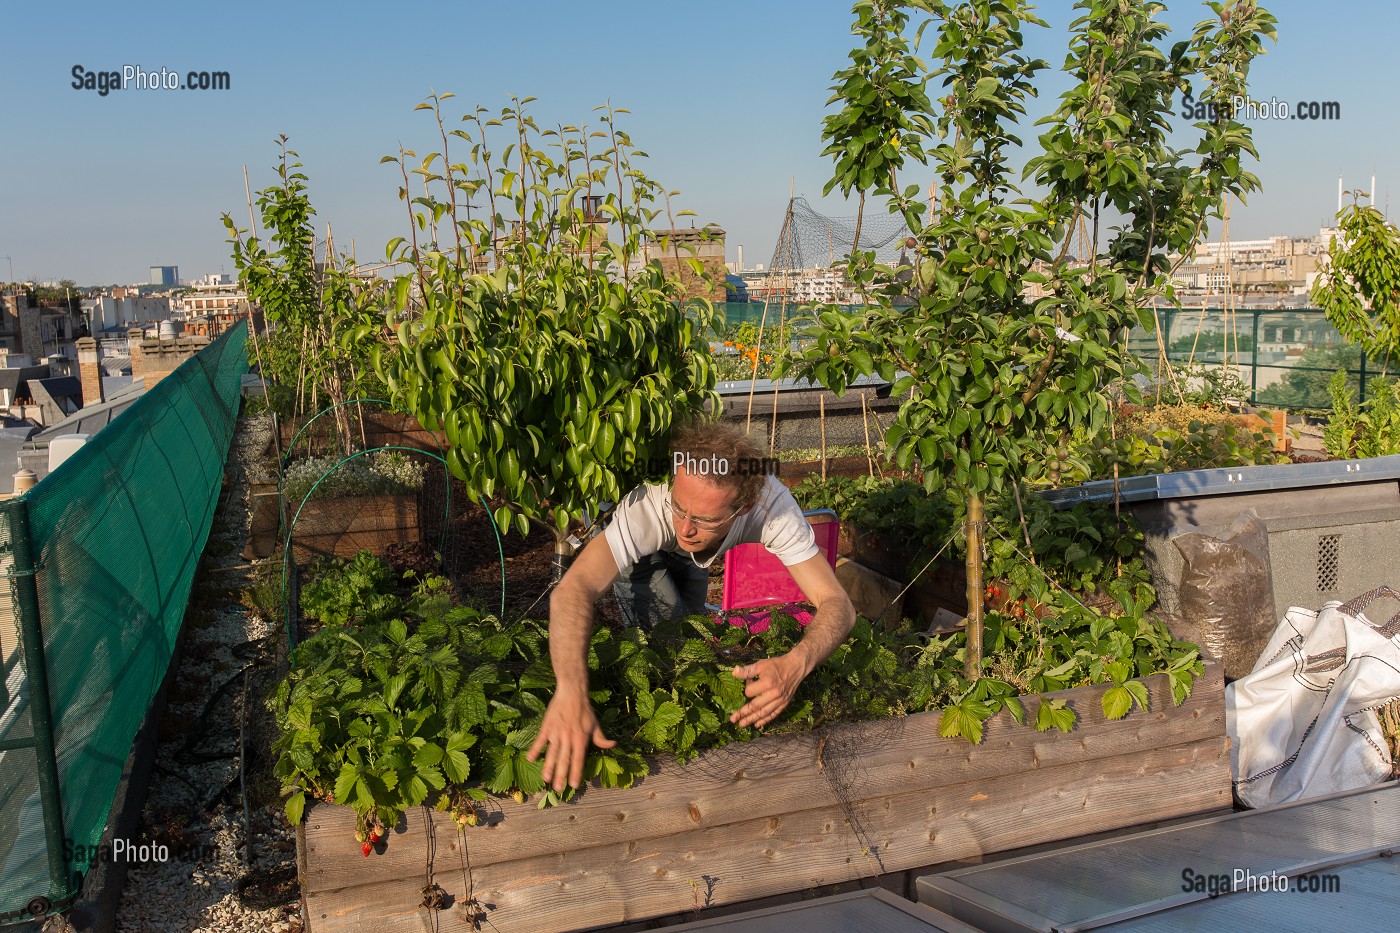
[{"xmin": 527, "ymin": 421, "xmax": 856, "ymax": 793}]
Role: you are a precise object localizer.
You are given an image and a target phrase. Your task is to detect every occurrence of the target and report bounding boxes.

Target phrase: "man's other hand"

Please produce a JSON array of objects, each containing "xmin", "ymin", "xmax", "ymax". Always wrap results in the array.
[{"xmin": 730, "ymin": 653, "xmax": 803, "ymax": 729}]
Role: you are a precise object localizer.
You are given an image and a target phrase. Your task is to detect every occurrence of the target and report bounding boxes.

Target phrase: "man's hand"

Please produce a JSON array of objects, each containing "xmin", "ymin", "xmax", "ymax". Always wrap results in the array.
[
  {"xmin": 532, "ymin": 533, "xmax": 623, "ymax": 792},
  {"xmin": 527, "ymin": 686, "xmax": 617, "ymax": 792},
  {"xmin": 730, "ymin": 653, "xmax": 804, "ymax": 729}
]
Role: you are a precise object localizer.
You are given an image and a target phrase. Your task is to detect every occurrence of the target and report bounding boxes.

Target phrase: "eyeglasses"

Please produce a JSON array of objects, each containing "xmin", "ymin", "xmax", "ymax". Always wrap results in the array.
[{"xmin": 664, "ymin": 494, "xmax": 741, "ymax": 531}]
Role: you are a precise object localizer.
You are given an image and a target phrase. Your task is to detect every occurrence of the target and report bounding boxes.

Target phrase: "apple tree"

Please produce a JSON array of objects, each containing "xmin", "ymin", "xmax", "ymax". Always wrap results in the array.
[{"xmin": 793, "ymin": 0, "xmax": 1277, "ymax": 675}]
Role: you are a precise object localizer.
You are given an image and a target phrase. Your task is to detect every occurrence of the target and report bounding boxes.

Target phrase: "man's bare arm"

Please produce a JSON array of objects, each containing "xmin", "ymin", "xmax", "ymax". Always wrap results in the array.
[
  {"xmin": 527, "ymin": 533, "xmax": 623, "ymax": 791},
  {"xmin": 730, "ymin": 552, "xmax": 856, "ymax": 728}
]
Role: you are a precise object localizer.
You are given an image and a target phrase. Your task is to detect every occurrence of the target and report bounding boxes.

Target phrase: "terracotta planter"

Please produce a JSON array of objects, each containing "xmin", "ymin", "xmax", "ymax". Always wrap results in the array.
[{"xmin": 297, "ymin": 661, "xmax": 1227, "ymax": 932}]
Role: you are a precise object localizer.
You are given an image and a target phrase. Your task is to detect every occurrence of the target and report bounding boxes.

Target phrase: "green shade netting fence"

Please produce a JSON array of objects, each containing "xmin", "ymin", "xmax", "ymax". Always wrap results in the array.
[{"xmin": 0, "ymin": 320, "xmax": 247, "ymax": 922}]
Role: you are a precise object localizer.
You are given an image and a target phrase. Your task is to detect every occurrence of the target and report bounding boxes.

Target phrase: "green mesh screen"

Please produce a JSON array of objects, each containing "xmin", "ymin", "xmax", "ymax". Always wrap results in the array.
[
  {"xmin": 0, "ymin": 321, "xmax": 247, "ymax": 923},
  {"xmin": 1127, "ymin": 307, "xmax": 1375, "ymax": 409},
  {"xmin": 0, "ymin": 503, "xmax": 49, "ymax": 924},
  {"xmin": 717, "ymin": 302, "xmax": 1379, "ymax": 409}
]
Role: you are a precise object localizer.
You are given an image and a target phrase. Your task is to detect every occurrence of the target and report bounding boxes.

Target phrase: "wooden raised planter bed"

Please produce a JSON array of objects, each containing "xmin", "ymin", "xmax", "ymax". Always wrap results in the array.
[
  {"xmin": 297, "ymin": 660, "xmax": 1227, "ymax": 932},
  {"xmin": 285, "ymin": 493, "xmax": 420, "ymax": 566},
  {"xmin": 838, "ymin": 523, "xmax": 966, "ymax": 621},
  {"xmin": 280, "ymin": 410, "xmax": 446, "ymax": 456}
]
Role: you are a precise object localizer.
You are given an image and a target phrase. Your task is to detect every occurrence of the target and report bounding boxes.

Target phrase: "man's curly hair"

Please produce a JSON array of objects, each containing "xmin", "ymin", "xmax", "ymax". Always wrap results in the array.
[{"xmin": 669, "ymin": 420, "xmax": 769, "ymax": 509}]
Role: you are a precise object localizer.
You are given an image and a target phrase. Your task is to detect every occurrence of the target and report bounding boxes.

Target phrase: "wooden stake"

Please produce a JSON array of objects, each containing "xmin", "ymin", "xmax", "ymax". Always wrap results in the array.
[{"xmin": 860, "ymin": 391, "xmax": 875, "ymax": 478}]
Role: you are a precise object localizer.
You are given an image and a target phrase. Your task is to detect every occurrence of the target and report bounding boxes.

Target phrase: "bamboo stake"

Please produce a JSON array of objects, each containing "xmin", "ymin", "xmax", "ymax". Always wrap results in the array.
[
  {"xmin": 242, "ymin": 165, "xmax": 282, "ymax": 460},
  {"xmin": 860, "ymin": 391, "xmax": 875, "ymax": 478}
]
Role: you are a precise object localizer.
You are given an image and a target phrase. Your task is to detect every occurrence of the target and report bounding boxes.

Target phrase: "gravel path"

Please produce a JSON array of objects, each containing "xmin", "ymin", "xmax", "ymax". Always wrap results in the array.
[{"xmin": 104, "ymin": 411, "xmax": 302, "ymax": 932}]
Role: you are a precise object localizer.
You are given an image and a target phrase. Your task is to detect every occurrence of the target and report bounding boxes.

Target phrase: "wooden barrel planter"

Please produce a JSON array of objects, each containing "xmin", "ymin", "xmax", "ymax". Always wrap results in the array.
[
  {"xmin": 297, "ymin": 660, "xmax": 1227, "ymax": 932},
  {"xmin": 285, "ymin": 493, "xmax": 420, "ymax": 566}
]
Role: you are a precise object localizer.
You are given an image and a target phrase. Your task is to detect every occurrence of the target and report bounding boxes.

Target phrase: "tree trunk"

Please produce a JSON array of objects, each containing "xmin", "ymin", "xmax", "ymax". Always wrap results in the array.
[
  {"xmin": 964, "ymin": 492, "xmax": 985, "ymax": 679},
  {"xmin": 551, "ymin": 527, "xmax": 575, "ymax": 583}
]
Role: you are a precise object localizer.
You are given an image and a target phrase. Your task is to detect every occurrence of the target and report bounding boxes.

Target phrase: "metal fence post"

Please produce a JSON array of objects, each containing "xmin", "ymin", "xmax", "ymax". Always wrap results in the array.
[
  {"xmin": 1361, "ymin": 353, "xmax": 1368, "ymax": 405},
  {"xmin": 7, "ymin": 499, "xmax": 73, "ymax": 906},
  {"xmin": 1251, "ymin": 310, "xmax": 1260, "ymax": 404}
]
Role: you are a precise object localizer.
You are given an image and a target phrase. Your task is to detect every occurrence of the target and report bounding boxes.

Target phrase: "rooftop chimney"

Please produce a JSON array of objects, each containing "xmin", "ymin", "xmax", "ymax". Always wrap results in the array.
[{"xmin": 76, "ymin": 336, "xmax": 104, "ymax": 407}]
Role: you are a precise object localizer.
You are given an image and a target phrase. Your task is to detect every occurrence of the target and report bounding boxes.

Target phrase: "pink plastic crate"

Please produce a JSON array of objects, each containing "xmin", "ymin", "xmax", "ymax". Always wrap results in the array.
[{"xmin": 720, "ymin": 511, "xmax": 839, "ymax": 633}]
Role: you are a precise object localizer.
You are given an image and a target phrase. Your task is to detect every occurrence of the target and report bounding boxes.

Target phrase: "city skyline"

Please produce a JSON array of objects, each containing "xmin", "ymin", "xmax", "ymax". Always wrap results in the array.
[{"xmin": 1, "ymin": 0, "xmax": 1393, "ymax": 285}]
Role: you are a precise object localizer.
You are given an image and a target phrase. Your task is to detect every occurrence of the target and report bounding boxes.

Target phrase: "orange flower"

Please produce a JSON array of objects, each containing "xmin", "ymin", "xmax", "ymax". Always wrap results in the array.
[
  {"xmin": 723, "ymin": 340, "xmax": 734, "ymax": 347},
  {"xmin": 764, "ymin": 355, "xmax": 773, "ymax": 363}
]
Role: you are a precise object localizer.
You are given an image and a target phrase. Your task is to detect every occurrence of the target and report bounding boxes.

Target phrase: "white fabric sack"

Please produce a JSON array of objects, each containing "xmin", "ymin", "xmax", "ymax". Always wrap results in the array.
[{"xmin": 1227, "ymin": 586, "xmax": 1400, "ymax": 809}]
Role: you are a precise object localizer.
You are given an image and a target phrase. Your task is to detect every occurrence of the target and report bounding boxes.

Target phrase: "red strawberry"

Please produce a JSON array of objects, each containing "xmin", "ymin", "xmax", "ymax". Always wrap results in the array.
[
  {"xmin": 361, "ymin": 842, "xmax": 372, "ymax": 857},
  {"xmin": 368, "ymin": 831, "xmax": 381, "ymax": 843}
]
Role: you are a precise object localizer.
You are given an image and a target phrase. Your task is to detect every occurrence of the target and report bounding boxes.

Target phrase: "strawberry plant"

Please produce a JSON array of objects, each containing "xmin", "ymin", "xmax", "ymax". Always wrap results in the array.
[{"xmin": 270, "ymin": 552, "xmax": 1203, "ymax": 833}]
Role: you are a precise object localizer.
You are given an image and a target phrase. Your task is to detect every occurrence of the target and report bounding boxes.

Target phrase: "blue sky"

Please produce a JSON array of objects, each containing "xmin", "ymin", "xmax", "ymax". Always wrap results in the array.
[{"xmin": 0, "ymin": 0, "xmax": 1392, "ymax": 285}]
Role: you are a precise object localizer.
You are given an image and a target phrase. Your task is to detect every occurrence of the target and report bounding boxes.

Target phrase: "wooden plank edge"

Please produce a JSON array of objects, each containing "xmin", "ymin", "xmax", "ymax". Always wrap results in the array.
[
  {"xmin": 302, "ymin": 735, "xmax": 1229, "ymax": 932},
  {"xmin": 302, "ymin": 660, "xmax": 1224, "ymax": 887}
]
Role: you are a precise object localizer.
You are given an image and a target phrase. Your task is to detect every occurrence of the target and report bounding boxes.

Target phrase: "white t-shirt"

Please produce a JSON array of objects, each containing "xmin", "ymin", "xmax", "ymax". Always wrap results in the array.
[{"xmin": 604, "ymin": 475, "xmax": 818, "ymax": 572}]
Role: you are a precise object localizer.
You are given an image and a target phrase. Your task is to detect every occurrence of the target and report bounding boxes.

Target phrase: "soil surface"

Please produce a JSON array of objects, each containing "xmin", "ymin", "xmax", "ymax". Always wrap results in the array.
[{"xmin": 1287, "ymin": 449, "xmax": 1338, "ymax": 464}]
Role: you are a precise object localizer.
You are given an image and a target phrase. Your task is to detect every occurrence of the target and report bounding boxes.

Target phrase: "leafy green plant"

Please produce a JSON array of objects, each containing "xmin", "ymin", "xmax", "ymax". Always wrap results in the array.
[
  {"xmin": 1324, "ymin": 370, "xmax": 1360, "ymax": 456},
  {"xmin": 1066, "ymin": 404, "xmax": 1283, "ymax": 482},
  {"xmin": 979, "ymin": 495, "xmax": 1156, "ymax": 620},
  {"xmin": 224, "ymin": 139, "xmax": 388, "ymax": 446},
  {"xmin": 271, "ymin": 552, "xmax": 1203, "ymax": 837},
  {"xmin": 782, "ymin": 442, "xmax": 891, "ymax": 463},
  {"xmin": 299, "ymin": 551, "xmax": 402, "ymax": 627},
  {"xmin": 372, "ymin": 95, "xmax": 718, "ymax": 578},
  {"xmin": 1313, "ymin": 199, "xmax": 1400, "ymax": 369},
  {"xmin": 239, "ymin": 558, "xmax": 286, "ymax": 624},
  {"xmin": 792, "ymin": 475, "xmax": 1155, "ymax": 613},
  {"xmin": 1147, "ymin": 359, "xmax": 1254, "ymax": 408},
  {"xmin": 791, "ymin": 0, "xmax": 1276, "ymax": 674},
  {"xmin": 1324, "ymin": 371, "xmax": 1400, "ymax": 458},
  {"xmin": 790, "ymin": 474, "xmax": 894, "ymax": 520}
]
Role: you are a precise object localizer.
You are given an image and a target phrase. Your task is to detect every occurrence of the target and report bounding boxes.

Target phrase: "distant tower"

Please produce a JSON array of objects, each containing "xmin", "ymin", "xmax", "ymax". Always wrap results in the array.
[{"xmin": 149, "ymin": 265, "xmax": 178, "ymax": 287}]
